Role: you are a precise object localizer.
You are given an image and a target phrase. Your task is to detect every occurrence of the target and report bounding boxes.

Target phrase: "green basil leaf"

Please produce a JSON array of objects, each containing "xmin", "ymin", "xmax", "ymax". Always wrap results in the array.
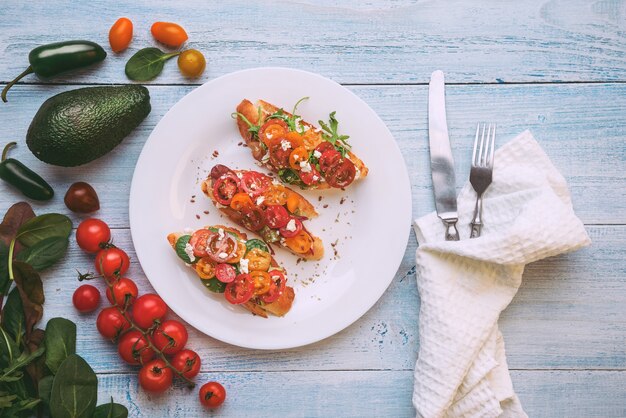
[
  {"xmin": 93, "ymin": 397, "xmax": 128, "ymax": 418},
  {"xmin": 202, "ymin": 278, "xmax": 226, "ymax": 293},
  {"xmin": 15, "ymin": 236, "xmax": 69, "ymax": 271},
  {"xmin": 245, "ymin": 238, "xmax": 269, "ymax": 254},
  {"xmin": 17, "ymin": 214, "xmax": 72, "ymax": 247},
  {"xmin": 175, "ymin": 235, "xmax": 194, "ymax": 264},
  {"xmin": 125, "ymin": 47, "xmax": 180, "ymax": 81},
  {"xmin": 44, "ymin": 318, "xmax": 76, "ymax": 375},
  {"xmin": 12, "ymin": 262, "xmax": 44, "ymax": 344},
  {"xmin": 0, "ymin": 326, "xmax": 19, "ymax": 369},
  {"xmin": 50, "ymin": 354, "xmax": 98, "ymax": 418},
  {"xmin": 1, "ymin": 288, "xmax": 25, "ymax": 343}
]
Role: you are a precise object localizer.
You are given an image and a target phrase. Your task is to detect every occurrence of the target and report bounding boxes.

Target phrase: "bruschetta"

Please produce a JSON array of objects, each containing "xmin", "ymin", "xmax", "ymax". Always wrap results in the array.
[
  {"xmin": 233, "ymin": 98, "xmax": 368, "ymax": 190},
  {"xmin": 202, "ymin": 165, "xmax": 324, "ymax": 261},
  {"xmin": 167, "ymin": 225, "xmax": 294, "ymax": 318}
]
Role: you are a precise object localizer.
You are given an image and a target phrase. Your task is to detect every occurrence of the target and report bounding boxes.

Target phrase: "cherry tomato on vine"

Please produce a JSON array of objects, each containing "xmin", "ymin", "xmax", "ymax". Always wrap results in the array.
[
  {"xmin": 76, "ymin": 219, "xmax": 111, "ymax": 253},
  {"xmin": 151, "ymin": 21, "xmax": 188, "ymax": 47},
  {"xmin": 199, "ymin": 381, "xmax": 226, "ymax": 408},
  {"xmin": 109, "ymin": 17, "xmax": 133, "ymax": 53},
  {"xmin": 151, "ymin": 320, "xmax": 188, "ymax": 355},
  {"xmin": 72, "ymin": 284, "xmax": 100, "ymax": 313},
  {"xmin": 106, "ymin": 277, "xmax": 138, "ymax": 307},
  {"xmin": 139, "ymin": 359, "xmax": 173, "ymax": 393},
  {"xmin": 178, "ymin": 49, "xmax": 206, "ymax": 78},
  {"xmin": 118, "ymin": 330, "xmax": 155, "ymax": 365},
  {"xmin": 96, "ymin": 306, "xmax": 130, "ymax": 339},
  {"xmin": 171, "ymin": 349, "xmax": 201, "ymax": 379},
  {"xmin": 132, "ymin": 294, "xmax": 168, "ymax": 329},
  {"xmin": 95, "ymin": 247, "xmax": 130, "ymax": 279}
]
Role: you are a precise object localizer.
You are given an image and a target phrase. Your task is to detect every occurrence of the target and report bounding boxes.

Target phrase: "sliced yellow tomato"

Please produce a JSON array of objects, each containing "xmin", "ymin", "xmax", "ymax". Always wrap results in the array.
[
  {"xmin": 289, "ymin": 146, "xmax": 309, "ymax": 170},
  {"xmin": 226, "ymin": 241, "xmax": 246, "ymax": 264},
  {"xmin": 285, "ymin": 131, "xmax": 304, "ymax": 148},
  {"xmin": 195, "ymin": 257, "xmax": 216, "ymax": 279},
  {"xmin": 263, "ymin": 185, "xmax": 289, "ymax": 206},
  {"xmin": 284, "ymin": 231, "xmax": 313, "ymax": 254},
  {"xmin": 244, "ymin": 248, "xmax": 272, "ymax": 271},
  {"xmin": 250, "ymin": 270, "xmax": 272, "ymax": 295},
  {"xmin": 302, "ymin": 129, "xmax": 322, "ymax": 150},
  {"xmin": 230, "ymin": 192, "xmax": 253, "ymax": 211},
  {"xmin": 286, "ymin": 192, "xmax": 302, "ymax": 214}
]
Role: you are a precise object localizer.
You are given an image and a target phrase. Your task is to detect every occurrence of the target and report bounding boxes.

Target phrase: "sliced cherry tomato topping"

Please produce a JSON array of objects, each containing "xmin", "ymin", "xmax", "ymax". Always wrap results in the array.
[
  {"xmin": 206, "ymin": 233, "xmax": 238, "ymax": 263},
  {"xmin": 319, "ymin": 149, "xmax": 342, "ymax": 173},
  {"xmin": 268, "ymin": 140, "xmax": 292, "ymax": 169},
  {"xmin": 240, "ymin": 171, "xmax": 270, "ymax": 197},
  {"xmin": 215, "ymin": 263, "xmax": 237, "ymax": 283},
  {"xmin": 241, "ymin": 206, "xmax": 265, "ymax": 232},
  {"xmin": 326, "ymin": 158, "xmax": 357, "ymax": 188},
  {"xmin": 286, "ymin": 193, "xmax": 302, "ymax": 214},
  {"xmin": 210, "ymin": 164, "xmax": 233, "ymax": 180},
  {"xmin": 260, "ymin": 270, "xmax": 287, "ymax": 303},
  {"xmin": 264, "ymin": 205, "xmax": 290, "ymax": 229},
  {"xmin": 226, "ymin": 241, "xmax": 246, "ymax": 264},
  {"xmin": 289, "ymin": 147, "xmax": 309, "ymax": 170},
  {"xmin": 195, "ymin": 257, "xmax": 216, "ymax": 279},
  {"xmin": 315, "ymin": 141, "xmax": 335, "ymax": 155},
  {"xmin": 190, "ymin": 229, "xmax": 211, "ymax": 257},
  {"xmin": 250, "ymin": 271, "xmax": 272, "ymax": 295},
  {"xmin": 299, "ymin": 165, "xmax": 322, "ymax": 186},
  {"xmin": 230, "ymin": 192, "xmax": 253, "ymax": 211},
  {"xmin": 259, "ymin": 119, "xmax": 288, "ymax": 146},
  {"xmin": 263, "ymin": 185, "xmax": 289, "ymax": 206},
  {"xmin": 302, "ymin": 130, "xmax": 321, "ymax": 150},
  {"xmin": 213, "ymin": 174, "xmax": 240, "ymax": 205},
  {"xmin": 243, "ymin": 248, "xmax": 272, "ymax": 271},
  {"xmin": 224, "ymin": 274, "xmax": 255, "ymax": 304},
  {"xmin": 279, "ymin": 217, "xmax": 303, "ymax": 238},
  {"xmin": 284, "ymin": 231, "xmax": 313, "ymax": 254},
  {"xmin": 285, "ymin": 131, "xmax": 304, "ymax": 148}
]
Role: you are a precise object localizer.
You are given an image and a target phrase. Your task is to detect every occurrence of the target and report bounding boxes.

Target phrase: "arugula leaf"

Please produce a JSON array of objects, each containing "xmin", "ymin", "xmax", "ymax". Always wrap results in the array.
[
  {"xmin": 318, "ymin": 111, "xmax": 352, "ymax": 157},
  {"xmin": 278, "ymin": 168, "xmax": 307, "ymax": 189},
  {"xmin": 232, "ymin": 106, "xmax": 263, "ymax": 139},
  {"xmin": 267, "ymin": 97, "xmax": 309, "ymax": 132}
]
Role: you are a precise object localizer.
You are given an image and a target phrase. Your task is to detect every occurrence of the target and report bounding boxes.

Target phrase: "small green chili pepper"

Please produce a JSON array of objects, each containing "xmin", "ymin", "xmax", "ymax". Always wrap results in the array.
[
  {"xmin": 1, "ymin": 40, "xmax": 107, "ymax": 102},
  {"xmin": 0, "ymin": 142, "xmax": 54, "ymax": 200}
]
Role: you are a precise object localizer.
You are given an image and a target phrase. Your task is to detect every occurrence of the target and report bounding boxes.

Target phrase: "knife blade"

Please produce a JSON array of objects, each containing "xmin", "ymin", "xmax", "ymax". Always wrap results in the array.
[{"xmin": 428, "ymin": 70, "xmax": 460, "ymax": 241}]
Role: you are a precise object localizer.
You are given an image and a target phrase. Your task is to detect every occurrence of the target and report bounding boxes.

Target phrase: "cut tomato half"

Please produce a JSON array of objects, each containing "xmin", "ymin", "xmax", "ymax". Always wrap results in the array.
[
  {"xmin": 240, "ymin": 171, "xmax": 270, "ymax": 197},
  {"xmin": 260, "ymin": 270, "xmax": 287, "ymax": 303},
  {"xmin": 224, "ymin": 274, "xmax": 255, "ymax": 304},
  {"xmin": 264, "ymin": 205, "xmax": 290, "ymax": 229},
  {"xmin": 215, "ymin": 263, "xmax": 237, "ymax": 283},
  {"xmin": 213, "ymin": 174, "xmax": 240, "ymax": 205},
  {"xmin": 279, "ymin": 217, "xmax": 303, "ymax": 238}
]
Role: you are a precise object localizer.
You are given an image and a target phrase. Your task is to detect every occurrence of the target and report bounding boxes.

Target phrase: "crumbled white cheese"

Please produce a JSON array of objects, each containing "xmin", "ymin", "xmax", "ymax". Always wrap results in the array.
[
  {"xmin": 312, "ymin": 175, "xmax": 320, "ymax": 182},
  {"xmin": 280, "ymin": 139, "xmax": 292, "ymax": 151},
  {"xmin": 285, "ymin": 219, "xmax": 297, "ymax": 232},
  {"xmin": 294, "ymin": 117, "xmax": 302, "ymax": 126},
  {"xmin": 300, "ymin": 161, "xmax": 312, "ymax": 173},
  {"xmin": 184, "ymin": 243, "xmax": 196, "ymax": 263},
  {"xmin": 256, "ymin": 196, "xmax": 265, "ymax": 205},
  {"xmin": 239, "ymin": 258, "xmax": 249, "ymax": 274},
  {"xmin": 272, "ymin": 179, "xmax": 281, "ymax": 186},
  {"xmin": 236, "ymin": 172, "xmax": 243, "ymax": 179},
  {"xmin": 293, "ymin": 154, "xmax": 301, "ymax": 161},
  {"xmin": 261, "ymin": 152, "xmax": 270, "ymax": 163},
  {"xmin": 215, "ymin": 203, "xmax": 227, "ymax": 209},
  {"xmin": 300, "ymin": 124, "xmax": 310, "ymax": 132},
  {"xmin": 313, "ymin": 150, "xmax": 322, "ymax": 159},
  {"xmin": 218, "ymin": 228, "xmax": 225, "ymax": 239},
  {"xmin": 184, "ymin": 227, "xmax": 194, "ymax": 235},
  {"xmin": 218, "ymin": 252, "xmax": 228, "ymax": 259},
  {"xmin": 355, "ymin": 167, "xmax": 361, "ymax": 179},
  {"xmin": 265, "ymin": 133, "xmax": 273, "ymax": 140}
]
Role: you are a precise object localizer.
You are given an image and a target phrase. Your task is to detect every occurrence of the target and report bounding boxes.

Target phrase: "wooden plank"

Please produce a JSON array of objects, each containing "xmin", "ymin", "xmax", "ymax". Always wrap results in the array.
[
  {"xmin": 91, "ymin": 370, "xmax": 626, "ymax": 417},
  {"xmin": 33, "ymin": 226, "xmax": 624, "ymax": 372},
  {"xmin": 0, "ymin": 0, "xmax": 624, "ymax": 85},
  {"xmin": 1, "ymin": 83, "xmax": 624, "ymax": 225}
]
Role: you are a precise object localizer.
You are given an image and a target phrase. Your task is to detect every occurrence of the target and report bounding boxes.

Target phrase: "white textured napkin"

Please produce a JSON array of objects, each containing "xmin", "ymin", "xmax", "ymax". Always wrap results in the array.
[{"xmin": 412, "ymin": 130, "xmax": 591, "ymax": 418}]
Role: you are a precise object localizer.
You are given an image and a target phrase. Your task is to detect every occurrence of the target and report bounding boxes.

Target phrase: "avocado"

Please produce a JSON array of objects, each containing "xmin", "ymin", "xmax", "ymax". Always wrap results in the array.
[{"xmin": 26, "ymin": 85, "xmax": 151, "ymax": 167}]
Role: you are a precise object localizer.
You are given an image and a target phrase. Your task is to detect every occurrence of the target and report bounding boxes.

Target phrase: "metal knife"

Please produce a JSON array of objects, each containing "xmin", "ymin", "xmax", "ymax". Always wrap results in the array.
[{"xmin": 428, "ymin": 70, "xmax": 460, "ymax": 241}]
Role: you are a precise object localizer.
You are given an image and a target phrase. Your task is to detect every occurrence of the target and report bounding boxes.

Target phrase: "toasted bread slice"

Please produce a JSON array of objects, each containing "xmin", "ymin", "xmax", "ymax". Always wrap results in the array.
[
  {"xmin": 235, "ymin": 99, "xmax": 368, "ymax": 190},
  {"xmin": 167, "ymin": 225, "xmax": 294, "ymax": 318},
  {"xmin": 202, "ymin": 166, "xmax": 324, "ymax": 261}
]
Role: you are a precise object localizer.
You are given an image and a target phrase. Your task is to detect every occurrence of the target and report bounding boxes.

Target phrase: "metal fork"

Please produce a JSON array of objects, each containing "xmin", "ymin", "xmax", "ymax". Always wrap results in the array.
[{"xmin": 469, "ymin": 123, "xmax": 496, "ymax": 238}]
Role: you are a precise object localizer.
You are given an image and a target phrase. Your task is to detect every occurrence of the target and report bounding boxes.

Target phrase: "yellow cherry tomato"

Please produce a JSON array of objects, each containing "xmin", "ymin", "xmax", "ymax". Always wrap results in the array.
[
  {"xmin": 285, "ymin": 231, "xmax": 313, "ymax": 254},
  {"xmin": 225, "ymin": 241, "xmax": 246, "ymax": 264},
  {"xmin": 177, "ymin": 49, "xmax": 206, "ymax": 78},
  {"xmin": 243, "ymin": 248, "xmax": 271, "ymax": 272},
  {"xmin": 250, "ymin": 271, "xmax": 272, "ymax": 295},
  {"xmin": 195, "ymin": 257, "xmax": 216, "ymax": 279},
  {"xmin": 263, "ymin": 185, "xmax": 289, "ymax": 206}
]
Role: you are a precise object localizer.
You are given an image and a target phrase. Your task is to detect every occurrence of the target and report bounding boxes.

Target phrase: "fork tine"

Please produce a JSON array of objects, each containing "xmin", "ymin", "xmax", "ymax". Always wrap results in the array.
[
  {"xmin": 472, "ymin": 123, "xmax": 480, "ymax": 165},
  {"xmin": 489, "ymin": 123, "xmax": 496, "ymax": 167},
  {"xmin": 477, "ymin": 123, "xmax": 486, "ymax": 166},
  {"xmin": 482, "ymin": 123, "xmax": 492, "ymax": 166}
]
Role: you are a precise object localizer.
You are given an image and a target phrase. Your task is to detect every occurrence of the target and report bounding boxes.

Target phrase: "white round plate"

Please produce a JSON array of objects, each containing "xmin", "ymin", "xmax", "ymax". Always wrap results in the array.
[{"xmin": 129, "ymin": 68, "xmax": 411, "ymax": 349}]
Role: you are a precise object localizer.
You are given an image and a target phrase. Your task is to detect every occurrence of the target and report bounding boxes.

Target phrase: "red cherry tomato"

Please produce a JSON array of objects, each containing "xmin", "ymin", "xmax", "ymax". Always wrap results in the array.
[
  {"xmin": 205, "ymin": 233, "xmax": 239, "ymax": 262},
  {"xmin": 72, "ymin": 284, "xmax": 101, "ymax": 313},
  {"xmin": 189, "ymin": 229, "xmax": 211, "ymax": 258},
  {"xmin": 210, "ymin": 164, "xmax": 233, "ymax": 180},
  {"xmin": 171, "ymin": 349, "xmax": 201, "ymax": 379},
  {"xmin": 151, "ymin": 320, "xmax": 188, "ymax": 355},
  {"xmin": 264, "ymin": 205, "xmax": 290, "ymax": 229},
  {"xmin": 150, "ymin": 22, "xmax": 188, "ymax": 48},
  {"xmin": 268, "ymin": 140, "xmax": 292, "ymax": 169},
  {"xmin": 96, "ymin": 307, "xmax": 130, "ymax": 339},
  {"xmin": 132, "ymin": 294, "xmax": 168, "ymax": 329},
  {"xmin": 106, "ymin": 277, "xmax": 138, "ymax": 307},
  {"xmin": 212, "ymin": 174, "xmax": 240, "ymax": 205},
  {"xmin": 95, "ymin": 247, "xmax": 130, "ymax": 279},
  {"xmin": 224, "ymin": 274, "xmax": 254, "ymax": 304},
  {"xmin": 139, "ymin": 359, "xmax": 173, "ymax": 393},
  {"xmin": 278, "ymin": 217, "xmax": 303, "ymax": 238},
  {"xmin": 318, "ymin": 149, "xmax": 342, "ymax": 173},
  {"xmin": 260, "ymin": 270, "xmax": 287, "ymax": 303},
  {"xmin": 199, "ymin": 381, "xmax": 226, "ymax": 408},
  {"xmin": 76, "ymin": 219, "xmax": 111, "ymax": 253},
  {"xmin": 298, "ymin": 165, "xmax": 322, "ymax": 186},
  {"xmin": 118, "ymin": 330, "xmax": 155, "ymax": 365},
  {"xmin": 240, "ymin": 206, "xmax": 265, "ymax": 232},
  {"xmin": 314, "ymin": 141, "xmax": 335, "ymax": 155},
  {"xmin": 215, "ymin": 263, "xmax": 236, "ymax": 283},
  {"xmin": 326, "ymin": 159, "xmax": 356, "ymax": 188},
  {"xmin": 240, "ymin": 171, "xmax": 270, "ymax": 197},
  {"xmin": 109, "ymin": 17, "xmax": 133, "ymax": 53}
]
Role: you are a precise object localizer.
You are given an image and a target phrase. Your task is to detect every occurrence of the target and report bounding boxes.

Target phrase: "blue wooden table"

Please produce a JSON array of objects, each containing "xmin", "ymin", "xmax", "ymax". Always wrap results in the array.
[{"xmin": 1, "ymin": 1, "xmax": 625, "ymax": 417}]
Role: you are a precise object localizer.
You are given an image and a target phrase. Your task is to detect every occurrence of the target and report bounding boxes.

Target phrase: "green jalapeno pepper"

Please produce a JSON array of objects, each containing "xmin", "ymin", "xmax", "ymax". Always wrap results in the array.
[
  {"xmin": 0, "ymin": 142, "xmax": 54, "ymax": 200},
  {"xmin": 1, "ymin": 40, "xmax": 107, "ymax": 102}
]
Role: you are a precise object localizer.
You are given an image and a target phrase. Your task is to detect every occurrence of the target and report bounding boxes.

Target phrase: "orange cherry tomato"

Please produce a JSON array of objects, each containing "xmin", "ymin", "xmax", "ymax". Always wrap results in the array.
[
  {"xmin": 286, "ymin": 192, "xmax": 303, "ymax": 214},
  {"xmin": 263, "ymin": 185, "xmax": 289, "ymax": 206},
  {"xmin": 178, "ymin": 49, "xmax": 206, "ymax": 78},
  {"xmin": 302, "ymin": 130, "xmax": 322, "ymax": 150},
  {"xmin": 225, "ymin": 241, "xmax": 246, "ymax": 264},
  {"xmin": 285, "ymin": 131, "xmax": 304, "ymax": 148},
  {"xmin": 289, "ymin": 147, "xmax": 309, "ymax": 170},
  {"xmin": 284, "ymin": 231, "xmax": 313, "ymax": 254},
  {"xmin": 250, "ymin": 271, "xmax": 272, "ymax": 295},
  {"xmin": 259, "ymin": 121, "xmax": 288, "ymax": 146},
  {"xmin": 195, "ymin": 257, "xmax": 216, "ymax": 279},
  {"xmin": 151, "ymin": 22, "xmax": 188, "ymax": 48},
  {"xmin": 230, "ymin": 192, "xmax": 253, "ymax": 211},
  {"xmin": 109, "ymin": 17, "xmax": 133, "ymax": 53}
]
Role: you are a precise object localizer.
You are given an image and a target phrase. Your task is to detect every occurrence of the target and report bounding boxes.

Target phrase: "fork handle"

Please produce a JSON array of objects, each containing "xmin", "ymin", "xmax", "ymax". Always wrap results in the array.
[{"xmin": 470, "ymin": 194, "xmax": 484, "ymax": 238}]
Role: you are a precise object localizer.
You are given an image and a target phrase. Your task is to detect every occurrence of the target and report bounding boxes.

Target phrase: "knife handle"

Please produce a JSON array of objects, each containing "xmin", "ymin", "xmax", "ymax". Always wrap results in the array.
[{"xmin": 444, "ymin": 220, "xmax": 460, "ymax": 241}]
